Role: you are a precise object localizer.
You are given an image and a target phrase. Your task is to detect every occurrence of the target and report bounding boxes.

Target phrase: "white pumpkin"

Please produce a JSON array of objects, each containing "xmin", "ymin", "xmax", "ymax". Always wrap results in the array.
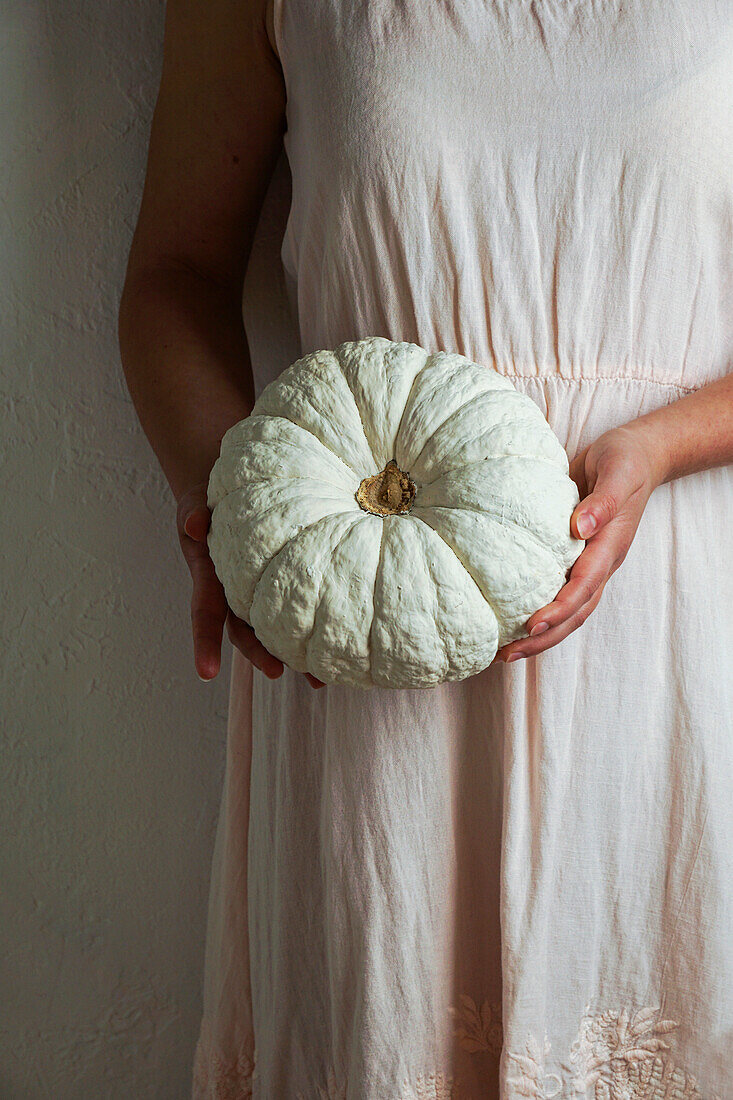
[{"xmin": 207, "ymin": 337, "xmax": 584, "ymax": 689}]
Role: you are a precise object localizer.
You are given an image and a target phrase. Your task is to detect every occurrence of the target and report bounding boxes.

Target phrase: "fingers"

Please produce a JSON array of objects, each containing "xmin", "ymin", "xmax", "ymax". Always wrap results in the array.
[
  {"xmin": 190, "ymin": 551, "xmax": 228, "ymax": 681},
  {"xmin": 533, "ymin": 534, "xmax": 616, "ymax": 628},
  {"xmin": 497, "ymin": 525, "xmax": 622, "ymax": 662},
  {"xmin": 226, "ymin": 612, "xmax": 284, "ymax": 679},
  {"xmin": 497, "ymin": 580, "xmax": 607, "ymax": 663},
  {"xmin": 491, "ymin": 430, "xmax": 655, "ymax": 665},
  {"xmin": 183, "ymin": 505, "xmax": 210, "ymax": 542},
  {"xmin": 177, "ymin": 489, "xmax": 225, "ymax": 681},
  {"xmin": 177, "ymin": 487, "xmax": 325, "ymax": 690},
  {"xmin": 176, "ymin": 482, "xmax": 210, "ymax": 537},
  {"xmin": 226, "ymin": 615, "xmax": 329, "ymax": 689}
]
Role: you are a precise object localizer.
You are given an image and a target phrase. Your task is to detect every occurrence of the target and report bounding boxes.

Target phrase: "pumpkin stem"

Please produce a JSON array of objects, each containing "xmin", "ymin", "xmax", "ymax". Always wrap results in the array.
[{"xmin": 355, "ymin": 460, "xmax": 417, "ymax": 516}]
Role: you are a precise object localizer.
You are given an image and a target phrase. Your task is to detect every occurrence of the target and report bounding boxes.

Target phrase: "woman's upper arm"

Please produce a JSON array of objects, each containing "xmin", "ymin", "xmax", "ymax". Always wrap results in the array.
[{"xmin": 124, "ymin": 0, "xmax": 286, "ymax": 290}]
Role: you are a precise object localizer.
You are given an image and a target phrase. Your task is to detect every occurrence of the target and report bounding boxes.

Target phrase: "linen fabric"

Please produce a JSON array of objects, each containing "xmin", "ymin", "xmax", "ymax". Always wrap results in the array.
[{"xmin": 192, "ymin": 0, "xmax": 733, "ymax": 1096}]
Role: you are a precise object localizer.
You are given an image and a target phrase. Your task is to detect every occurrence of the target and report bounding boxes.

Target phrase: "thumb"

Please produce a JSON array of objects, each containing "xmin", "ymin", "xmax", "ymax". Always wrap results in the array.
[{"xmin": 573, "ymin": 473, "xmax": 625, "ymax": 540}]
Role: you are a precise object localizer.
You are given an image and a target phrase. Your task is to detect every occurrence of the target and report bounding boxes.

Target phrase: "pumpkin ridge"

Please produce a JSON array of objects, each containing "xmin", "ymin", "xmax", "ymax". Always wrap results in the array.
[
  {"xmin": 366, "ymin": 519, "xmax": 387, "ymax": 686},
  {"xmin": 405, "ymin": 389, "xmax": 533, "ymax": 480},
  {"xmin": 419, "ymin": 451, "xmax": 572, "ymax": 492},
  {"xmin": 410, "ymin": 516, "xmax": 460, "ymax": 677},
  {"xmin": 408, "ymin": 511, "xmax": 506, "ymax": 639},
  {"xmin": 226, "ymin": 438, "xmax": 359, "ymax": 492},
  {"xmin": 413, "ymin": 502, "xmax": 566, "ymax": 613},
  {"xmin": 250, "ymin": 353, "xmax": 376, "ymax": 471},
  {"xmin": 393, "ymin": 358, "xmax": 515, "ymax": 469},
  {"xmin": 334, "ymin": 345, "xmax": 384, "ymax": 472},
  {"xmin": 415, "ymin": 500, "xmax": 570, "ymax": 564},
  {"xmin": 220, "ymin": 480, "xmax": 355, "ymax": 512},
  {"xmin": 301, "ymin": 514, "xmax": 367, "ymax": 676},
  {"xmin": 390, "ymin": 348, "xmax": 438, "ymax": 464},
  {"xmin": 245, "ymin": 504, "xmax": 359, "ymax": 624},
  {"xmin": 421, "ymin": 451, "xmax": 575, "ymax": 492},
  {"xmin": 423, "ymin": 523, "xmax": 450, "ymax": 679},
  {"xmin": 245, "ymin": 412, "xmax": 368, "ymax": 481}
]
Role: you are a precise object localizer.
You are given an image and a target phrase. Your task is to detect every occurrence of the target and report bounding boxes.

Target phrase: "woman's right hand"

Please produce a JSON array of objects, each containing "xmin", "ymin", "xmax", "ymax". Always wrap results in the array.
[{"xmin": 176, "ymin": 482, "xmax": 326, "ymax": 689}]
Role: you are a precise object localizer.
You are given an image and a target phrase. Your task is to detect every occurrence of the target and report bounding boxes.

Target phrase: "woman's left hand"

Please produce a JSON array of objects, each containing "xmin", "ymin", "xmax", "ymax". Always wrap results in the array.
[{"xmin": 494, "ymin": 420, "xmax": 668, "ymax": 664}]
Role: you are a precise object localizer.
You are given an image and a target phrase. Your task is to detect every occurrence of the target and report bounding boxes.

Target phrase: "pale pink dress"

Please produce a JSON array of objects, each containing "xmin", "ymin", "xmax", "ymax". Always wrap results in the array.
[{"xmin": 192, "ymin": 0, "xmax": 733, "ymax": 1096}]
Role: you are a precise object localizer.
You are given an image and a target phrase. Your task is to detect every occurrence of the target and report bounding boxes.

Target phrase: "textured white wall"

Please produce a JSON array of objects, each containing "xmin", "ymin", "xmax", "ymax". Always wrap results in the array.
[{"xmin": 0, "ymin": 4, "xmax": 294, "ymax": 1096}]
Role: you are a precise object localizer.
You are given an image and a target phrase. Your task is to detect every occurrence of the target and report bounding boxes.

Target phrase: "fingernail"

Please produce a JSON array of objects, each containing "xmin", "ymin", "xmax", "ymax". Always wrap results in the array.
[
  {"xmin": 529, "ymin": 622, "xmax": 549, "ymax": 637},
  {"xmin": 505, "ymin": 652, "xmax": 524, "ymax": 663},
  {"xmin": 197, "ymin": 672, "xmax": 213, "ymax": 682},
  {"xmin": 577, "ymin": 513, "xmax": 597, "ymax": 538}
]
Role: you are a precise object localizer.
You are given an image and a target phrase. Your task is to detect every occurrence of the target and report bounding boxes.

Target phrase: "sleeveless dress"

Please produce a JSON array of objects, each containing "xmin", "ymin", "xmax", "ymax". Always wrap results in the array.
[{"xmin": 192, "ymin": 1, "xmax": 733, "ymax": 1097}]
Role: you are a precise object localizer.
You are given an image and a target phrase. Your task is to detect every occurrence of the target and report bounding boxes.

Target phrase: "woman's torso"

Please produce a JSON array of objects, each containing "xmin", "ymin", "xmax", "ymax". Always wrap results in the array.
[{"xmin": 261, "ymin": 0, "xmax": 732, "ymax": 398}]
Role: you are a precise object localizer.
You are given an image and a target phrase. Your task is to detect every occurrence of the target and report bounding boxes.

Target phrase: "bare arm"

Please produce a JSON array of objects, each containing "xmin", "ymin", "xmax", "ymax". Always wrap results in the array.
[
  {"xmin": 626, "ymin": 370, "xmax": 733, "ymax": 489},
  {"xmin": 118, "ymin": 0, "xmax": 284, "ymax": 500},
  {"xmin": 118, "ymin": 0, "xmax": 321, "ymax": 685},
  {"xmin": 497, "ymin": 369, "xmax": 733, "ymax": 663}
]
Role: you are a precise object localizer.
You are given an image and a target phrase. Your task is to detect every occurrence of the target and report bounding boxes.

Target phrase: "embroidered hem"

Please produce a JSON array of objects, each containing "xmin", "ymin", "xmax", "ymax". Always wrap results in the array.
[
  {"xmin": 192, "ymin": 1018, "xmax": 256, "ymax": 1100},
  {"xmin": 191, "ymin": 999, "xmax": 722, "ymax": 1100}
]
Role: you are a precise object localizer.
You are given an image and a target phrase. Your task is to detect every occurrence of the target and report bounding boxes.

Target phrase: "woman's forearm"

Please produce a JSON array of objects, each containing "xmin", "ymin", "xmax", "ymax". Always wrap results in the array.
[
  {"xmin": 629, "ymin": 370, "xmax": 733, "ymax": 487},
  {"xmin": 118, "ymin": 261, "xmax": 255, "ymax": 502}
]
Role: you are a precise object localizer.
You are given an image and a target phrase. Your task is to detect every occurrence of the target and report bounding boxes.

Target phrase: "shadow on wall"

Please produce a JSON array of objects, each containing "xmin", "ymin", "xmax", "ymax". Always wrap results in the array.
[{"xmin": 0, "ymin": 3, "xmax": 291, "ymax": 1096}]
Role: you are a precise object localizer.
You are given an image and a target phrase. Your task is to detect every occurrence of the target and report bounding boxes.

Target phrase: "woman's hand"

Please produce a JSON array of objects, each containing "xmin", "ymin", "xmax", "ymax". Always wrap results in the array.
[
  {"xmin": 494, "ymin": 421, "xmax": 667, "ymax": 664},
  {"xmin": 176, "ymin": 482, "xmax": 326, "ymax": 689}
]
